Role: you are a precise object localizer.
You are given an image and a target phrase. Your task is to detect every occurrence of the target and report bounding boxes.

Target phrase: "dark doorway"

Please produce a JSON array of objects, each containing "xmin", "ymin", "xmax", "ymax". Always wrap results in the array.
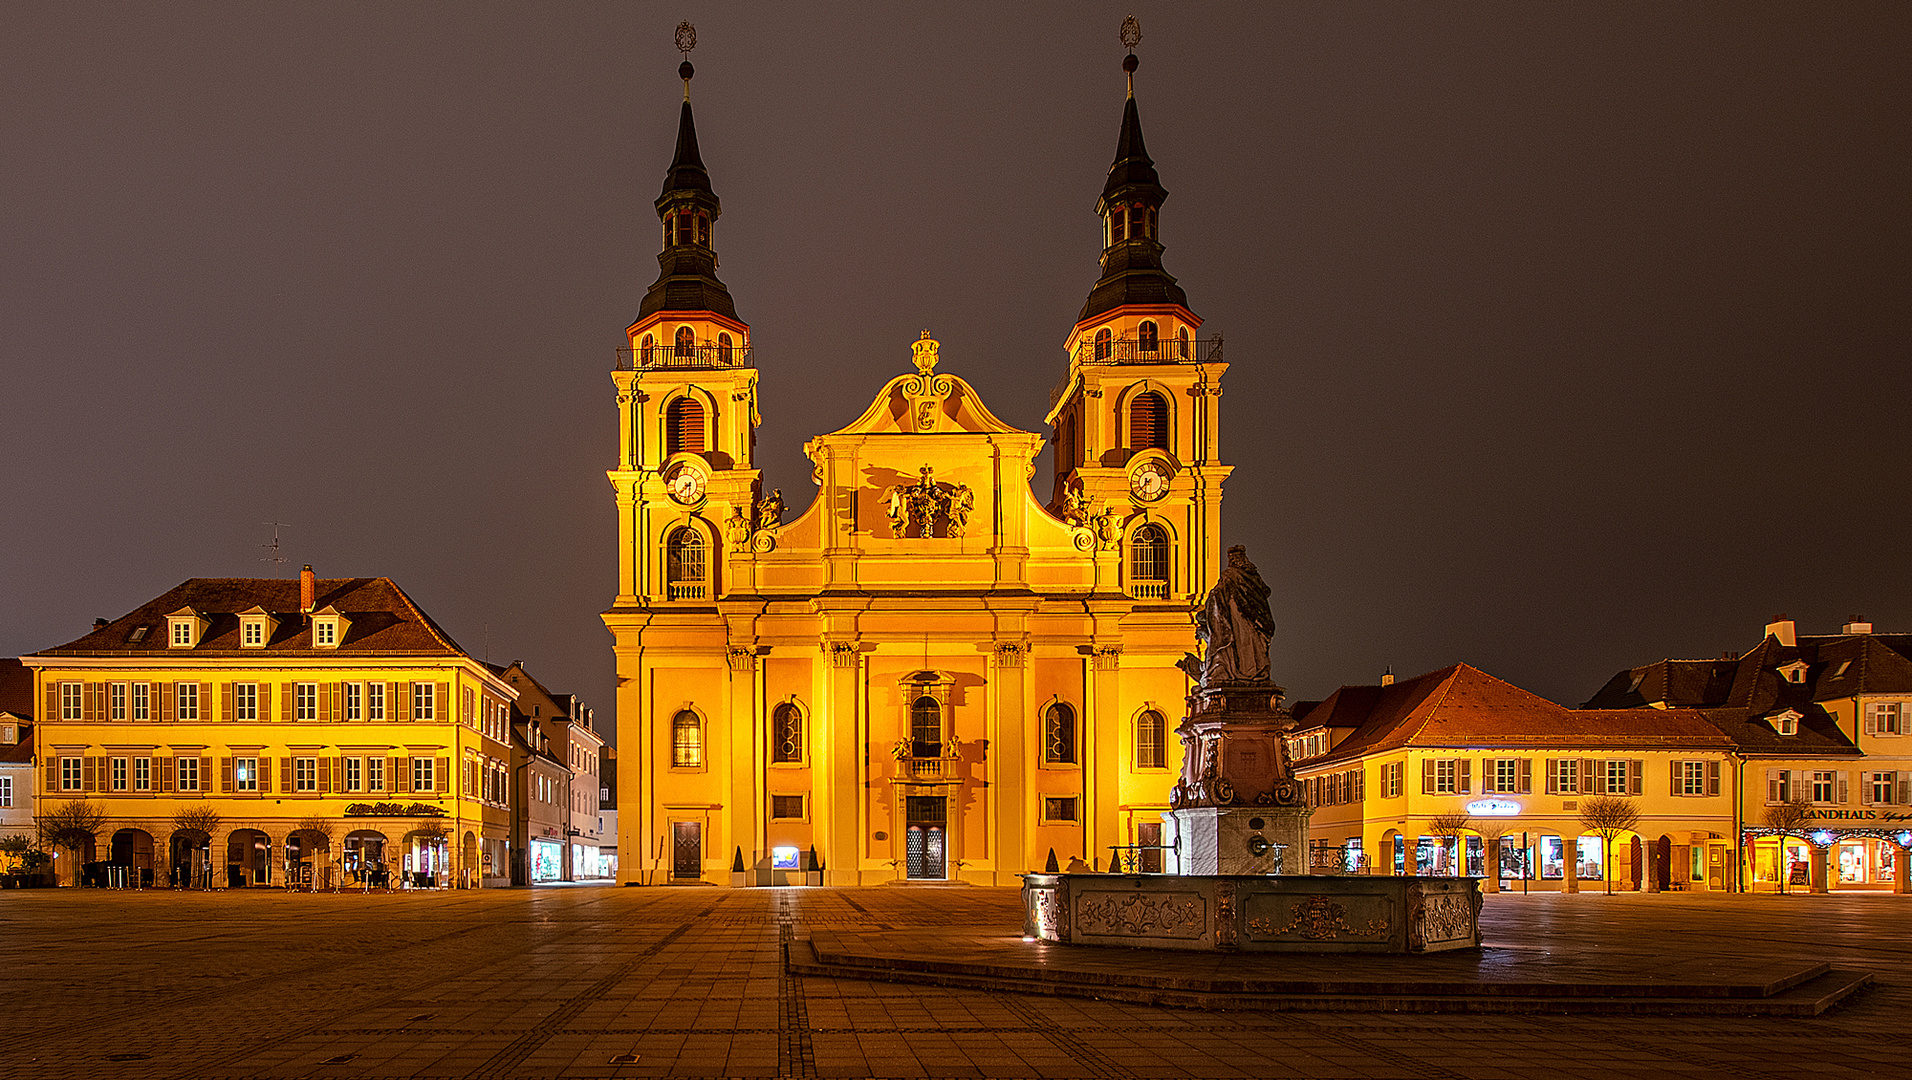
[
  {"xmin": 226, "ymin": 829, "xmax": 269, "ymax": 887},
  {"xmin": 111, "ymin": 829, "xmax": 155, "ymax": 887},
  {"xmin": 169, "ymin": 830, "xmax": 210, "ymax": 889},
  {"xmin": 905, "ymin": 796, "xmax": 946, "ymax": 880},
  {"xmin": 1137, "ymin": 822, "xmax": 1163, "ymax": 873},
  {"xmin": 672, "ymin": 821, "xmax": 702, "ymax": 880},
  {"xmin": 1654, "ymin": 835, "xmax": 1673, "ymax": 892}
]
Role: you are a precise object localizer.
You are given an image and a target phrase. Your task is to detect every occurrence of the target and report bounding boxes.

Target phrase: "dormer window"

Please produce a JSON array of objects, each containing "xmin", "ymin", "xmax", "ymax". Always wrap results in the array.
[
  {"xmin": 129, "ymin": 625, "xmax": 150, "ymax": 643},
  {"xmin": 1769, "ymin": 710, "xmax": 1802, "ymax": 736},
  {"xmin": 315, "ymin": 619, "xmax": 337, "ymax": 647},
  {"xmin": 1, "ymin": 722, "xmax": 15, "ymax": 744},
  {"xmin": 243, "ymin": 622, "xmax": 263, "ymax": 647},
  {"xmin": 166, "ymin": 608, "xmax": 207, "ymax": 649},
  {"xmin": 1832, "ymin": 660, "xmax": 1851, "ymax": 679},
  {"xmin": 1779, "ymin": 661, "xmax": 1809, "ymax": 685}
]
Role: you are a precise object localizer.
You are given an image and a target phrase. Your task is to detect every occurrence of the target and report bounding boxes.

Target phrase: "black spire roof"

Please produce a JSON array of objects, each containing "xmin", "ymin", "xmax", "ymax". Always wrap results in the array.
[
  {"xmin": 637, "ymin": 75, "xmax": 739, "ymax": 322},
  {"xmin": 1077, "ymin": 60, "xmax": 1191, "ymax": 324}
]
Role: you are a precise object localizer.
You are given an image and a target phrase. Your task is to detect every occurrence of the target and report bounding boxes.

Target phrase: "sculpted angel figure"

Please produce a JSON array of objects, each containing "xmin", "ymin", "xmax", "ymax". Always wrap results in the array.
[
  {"xmin": 756, "ymin": 489, "xmax": 785, "ymax": 531},
  {"xmin": 946, "ymin": 484, "xmax": 974, "ymax": 536},
  {"xmin": 885, "ymin": 486, "xmax": 909, "ymax": 534},
  {"xmin": 1195, "ymin": 545, "xmax": 1275, "ymax": 687},
  {"xmin": 1059, "ymin": 486, "xmax": 1090, "ymax": 528}
]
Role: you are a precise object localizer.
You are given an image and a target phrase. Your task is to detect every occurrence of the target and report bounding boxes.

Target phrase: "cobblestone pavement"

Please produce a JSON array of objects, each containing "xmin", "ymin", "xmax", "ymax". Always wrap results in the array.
[{"xmin": 1, "ymin": 885, "xmax": 1908, "ymax": 1079}]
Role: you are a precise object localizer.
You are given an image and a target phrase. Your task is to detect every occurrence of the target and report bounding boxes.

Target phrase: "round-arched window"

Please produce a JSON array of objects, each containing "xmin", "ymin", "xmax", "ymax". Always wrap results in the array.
[
  {"xmin": 910, "ymin": 696, "xmax": 941, "ymax": 757},
  {"xmin": 1131, "ymin": 524, "xmax": 1169, "ymax": 599},
  {"xmin": 1043, "ymin": 702, "xmax": 1077, "ymax": 764},
  {"xmin": 674, "ymin": 325, "xmax": 695, "ymax": 359},
  {"xmin": 1138, "ymin": 321, "xmax": 1159, "ymax": 353},
  {"xmin": 672, "ymin": 710, "xmax": 702, "ymax": 768},
  {"xmin": 1094, "ymin": 327, "xmax": 1114, "ymax": 362},
  {"xmin": 1129, "ymin": 390, "xmax": 1168, "ymax": 451},
  {"xmin": 666, "ymin": 527, "xmax": 706, "ymax": 600},
  {"xmin": 772, "ymin": 703, "xmax": 804, "ymax": 763}
]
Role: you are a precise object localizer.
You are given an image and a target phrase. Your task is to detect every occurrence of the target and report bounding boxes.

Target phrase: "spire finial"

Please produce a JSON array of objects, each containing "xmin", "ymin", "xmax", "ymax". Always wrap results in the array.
[
  {"xmin": 676, "ymin": 21, "xmax": 697, "ymax": 101},
  {"xmin": 1119, "ymin": 15, "xmax": 1141, "ymax": 97}
]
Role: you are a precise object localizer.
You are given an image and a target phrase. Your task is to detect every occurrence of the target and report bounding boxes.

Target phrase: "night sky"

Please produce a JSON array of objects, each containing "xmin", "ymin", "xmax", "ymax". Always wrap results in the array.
[{"xmin": 5, "ymin": 4, "xmax": 1909, "ymax": 739}]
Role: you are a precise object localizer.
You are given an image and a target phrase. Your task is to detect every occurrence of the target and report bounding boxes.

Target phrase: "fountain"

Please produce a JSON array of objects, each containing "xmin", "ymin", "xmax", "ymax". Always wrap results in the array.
[{"xmin": 1022, "ymin": 546, "xmax": 1482, "ymax": 953}]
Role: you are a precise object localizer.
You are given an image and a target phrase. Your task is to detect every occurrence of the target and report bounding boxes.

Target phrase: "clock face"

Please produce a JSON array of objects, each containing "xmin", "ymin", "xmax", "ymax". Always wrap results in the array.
[
  {"xmin": 665, "ymin": 463, "xmax": 706, "ymax": 505},
  {"xmin": 1130, "ymin": 460, "xmax": 1171, "ymax": 502}
]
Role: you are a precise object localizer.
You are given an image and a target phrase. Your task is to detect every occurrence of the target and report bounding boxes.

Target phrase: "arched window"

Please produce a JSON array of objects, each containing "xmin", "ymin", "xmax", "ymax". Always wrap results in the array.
[
  {"xmin": 1110, "ymin": 206, "xmax": 1126, "ymax": 244},
  {"xmin": 910, "ymin": 696, "xmax": 942, "ymax": 757},
  {"xmin": 674, "ymin": 325, "xmax": 695, "ymax": 359},
  {"xmin": 1135, "ymin": 710, "xmax": 1167, "ymax": 770},
  {"xmin": 1138, "ymin": 321, "xmax": 1159, "ymax": 353},
  {"xmin": 666, "ymin": 397, "xmax": 705, "ymax": 455},
  {"xmin": 1129, "ymin": 390, "xmax": 1168, "ymax": 451},
  {"xmin": 717, "ymin": 332, "xmax": 733, "ymax": 365},
  {"xmin": 1094, "ymin": 327, "xmax": 1113, "ymax": 362},
  {"xmin": 1131, "ymin": 524, "xmax": 1169, "ymax": 599},
  {"xmin": 1177, "ymin": 326, "xmax": 1190, "ymax": 359},
  {"xmin": 671, "ymin": 710, "xmax": 702, "ymax": 768},
  {"xmin": 640, "ymin": 334, "xmax": 655, "ymax": 365},
  {"xmin": 771, "ymin": 703, "xmax": 803, "ymax": 764},
  {"xmin": 1043, "ymin": 702, "xmax": 1077, "ymax": 765},
  {"xmin": 666, "ymin": 527, "xmax": 706, "ymax": 600},
  {"xmin": 695, "ymin": 213, "xmax": 710, "ymax": 246}
]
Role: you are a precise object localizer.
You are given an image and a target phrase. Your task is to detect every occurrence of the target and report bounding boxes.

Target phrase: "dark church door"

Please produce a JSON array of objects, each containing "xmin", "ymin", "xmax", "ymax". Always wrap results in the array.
[
  {"xmin": 905, "ymin": 796, "xmax": 946, "ymax": 879},
  {"xmin": 672, "ymin": 821, "xmax": 702, "ymax": 880}
]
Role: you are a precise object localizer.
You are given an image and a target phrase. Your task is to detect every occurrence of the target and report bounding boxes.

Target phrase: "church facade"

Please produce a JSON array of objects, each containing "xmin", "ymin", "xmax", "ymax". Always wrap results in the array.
[{"xmin": 605, "ymin": 51, "xmax": 1230, "ymax": 886}]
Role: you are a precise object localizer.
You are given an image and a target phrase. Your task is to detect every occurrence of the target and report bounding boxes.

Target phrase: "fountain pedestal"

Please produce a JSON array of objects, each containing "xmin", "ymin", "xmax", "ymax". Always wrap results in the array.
[{"xmin": 1163, "ymin": 684, "xmax": 1308, "ymax": 873}]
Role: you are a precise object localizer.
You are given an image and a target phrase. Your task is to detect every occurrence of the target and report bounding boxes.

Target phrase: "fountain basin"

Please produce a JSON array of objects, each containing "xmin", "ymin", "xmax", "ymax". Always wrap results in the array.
[{"xmin": 1022, "ymin": 873, "xmax": 1481, "ymax": 954}]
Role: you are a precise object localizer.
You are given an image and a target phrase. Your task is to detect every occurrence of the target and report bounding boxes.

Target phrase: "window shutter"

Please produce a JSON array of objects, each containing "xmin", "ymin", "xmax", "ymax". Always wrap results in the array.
[
  {"xmin": 436, "ymin": 683, "xmax": 450, "ymax": 720},
  {"xmin": 198, "ymin": 755, "xmax": 212, "ymax": 789},
  {"xmin": 43, "ymin": 757, "xmax": 58, "ymax": 791},
  {"xmin": 1767, "ymin": 769, "xmax": 1779, "ymax": 803},
  {"xmin": 82, "ymin": 756, "xmax": 97, "ymax": 792},
  {"xmin": 1865, "ymin": 706, "xmax": 1879, "ymax": 735},
  {"xmin": 394, "ymin": 683, "xmax": 409, "ymax": 722},
  {"xmin": 1517, "ymin": 758, "xmax": 1532, "ymax": 794},
  {"xmin": 82, "ymin": 683, "xmax": 98, "ymax": 720},
  {"xmin": 1629, "ymin": 759, "xmax": 1643, "ymax": 796},
  {"xmin": 160, "ymin": 756, "xmax": 175, "ymax": 792},
  {"xmin": 1707, "ymin": 760, "xmax": 1721, "ymax": 797},
  {"xmin": 396, "ymin": 756, "xmax": 412, "ymax": 793},
  {"xmin": 221, "ymin": 757, "xmax": 233, "ymax": 793},
  {"xmin": 1421, "ymin": 759, "xmax": 1434, "ymax": 794},
  {"xmin": 259, "ymin": 757, "xmax": 271, "ymax": 791},
  {"xmin": 44, "ymin": 683, "xmax": 58, "ymax": 721},
  {"xmin": 1581, "ymin": 758, "xmax": 1597, "ymax": 795},
  {"xmin": 223, "ymin": 684, "xmax": 235, "ymax": 722},
  {"xmin": 1545, "ymin": 760, "xmax": 1558, "ymax": 794},
  {"xmin": 1900, "ymin": 774, "xmax": 1911, "ymax": 805},
  {"xmin": 161, "ymin": 683, "xmax": 175, "ymax": 721},
  {"xmin": 436, "ymin": 756, "xmax": 450, "ymax": 793},
  {"xmin": 1481, "ymin": 762, "xmax": 1495, "ymax": 795},
  {"xmin": 1670, "ymin": 761, "xmax": 1681, "ymax": 796},
  {"xmin": 199, "ymin": 683, "xmax": 212, "ymax": 717},
  {"xmin": 1459, "ymin": 759, "xmax": 1472, "ymax": 794},
  {"xmin": 280, "ymin": 757, "xmax": 293, "ymax": 794},
  {"xmin": 319, "ymin": 684, "xmax": 333, "ymax": 724},
  {"xmin": 1838, "ymin": 772, "xmax": 1850, "ymax": 804},
  {"xmin": 317, "ymin": 757, "xmax": 330, "ymax": 794},
  {"xmin": 281, "ymin": 683, "xmax": 294, "ymax": 722}
]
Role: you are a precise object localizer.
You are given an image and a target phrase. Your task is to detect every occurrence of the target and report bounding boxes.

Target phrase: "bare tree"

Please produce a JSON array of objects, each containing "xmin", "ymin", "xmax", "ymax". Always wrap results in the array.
[
  {"xmin": 1425, "ymin": 812, "xmax": 1472, "ymax": 877},
  {"xmin": 1578, "ymin": 797, "xmax": 1642, "ymax": 895},
  {"xmin": 1474, "ymin": 819, "xmax": 1513, "ymax": 892},
  {"xmin": 1762, "ymin": 799, "xmax": 1815, "ymax": 894},
  {"xmin": 37, "ymin": 799, "xmax": 107, "ymax": 854},
  {"xmin": 170, "ymin": 804, "xmax": 222, "ymax": 838},
  {"xmin": 294, "ymin": 816, "xmax": 338, "ymax": 891}
]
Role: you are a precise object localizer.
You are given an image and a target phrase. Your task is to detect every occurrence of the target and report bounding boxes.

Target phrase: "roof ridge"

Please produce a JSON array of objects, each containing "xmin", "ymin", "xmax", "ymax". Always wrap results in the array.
[
  {"xmin": 1402, "ymin": 663, "xmax": 1468, "ymax": 744},
  {"xmin": 378, "ymin": 578, "xmax": 465, "ymax": 656}
]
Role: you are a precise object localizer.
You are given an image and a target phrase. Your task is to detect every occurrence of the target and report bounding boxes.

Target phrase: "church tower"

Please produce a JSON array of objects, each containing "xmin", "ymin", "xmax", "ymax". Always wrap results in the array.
[
  {"xmin": 1044, "ymin": 32, "xmax": 1230, "ymax": 608},
  {"xmin": 607, "ymin": 48, "xmax": 760, "ymax": 608}
]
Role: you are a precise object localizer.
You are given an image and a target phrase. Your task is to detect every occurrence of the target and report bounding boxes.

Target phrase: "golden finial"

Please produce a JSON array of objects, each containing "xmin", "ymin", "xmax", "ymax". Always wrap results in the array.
[
  {"xmin": 1120, "ymin": 15, "xmax": 1141, "ymax": 97},
  {"xmin": 676, "ymin": 21, "xmax": 697, "ymax": 101},
  {"xmin": 911, "ymin": 330, "xmax": 940, "ymax": 376}
]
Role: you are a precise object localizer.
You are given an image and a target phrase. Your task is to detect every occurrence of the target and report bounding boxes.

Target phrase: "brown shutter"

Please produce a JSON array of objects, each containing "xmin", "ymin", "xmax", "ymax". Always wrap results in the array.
[
  {"xmin": 1421, "ymin": 759, "xmax": 1434, "ymax": 794},
  {"xmin": 319, "ymin": 684, "xmax": 334, "ymax": 723},
  {"xmin": 280, "ymin": 757, "xmax": 293, "ymax": 794},
  {"xmin": 1518, "ymin": 758, "xmax": 1532, "ymax": 794},
  {"xmin": 221, "ymin": 757, "xmax": 233, "ymax": 793},
  {"xmin": 259, "ymin": 757, "xmax": 271, "ymax": 792},
  {"xmin": 1581, "ymin": 758, "xmax": 1597, "ymax": 795},
  {"xmin": 1838, "ymin": 772, "xmax": 1850, "ymax": 804},
  {"xmin": 43, "ymin": 756, "xmax": 58, "ymax": 791},
  {"xmin": 1865, "ymin": 706, "xmax": 1879, "ymax": 735},
  {"xmin": 160, "ymin": 756, "xmax": 175, "ymax": 792},
  {"xmin": 436, "ymin": 756, "xmax": 449, "ymax": 793},
  {"xmin": 1629, "ymin": 760, "xmax": 1643, "ymax": 796},
  {"xmin": 222, "ymin": 684, "xmax": 235, "ymax": 722},
  {"xmin": 436, "ymin": 683, "xmax": 450, "ymax": 722},
  {"xmin": 82, "ymin": 756, "xmax": 97, "ymax": 792},
  {"xmin": 161, "ymin": 683, "xmax": 175, "ymax": 722},
  {"xmin": 1707, "ymin": 760, "xmax": 1721, "ymax": 797},
  {"xmin": 44, "ymin": 683, "xmax": 59, "ymax": 721},
  {"xmin": 1458, "ymin": 759, "xmax": 1472, "ymax": 795},
  {"xmin": 281, "ymin": 683, "xmax": 294, "ymax": 722},
  {"xmin": 199, "ymin": 755, "xmax": 212, "ymax": 790},
  {"xmin": 200, "ymin": 683, "xmax": 212, "ymax": 718},
  {"xmin": 396, "ymin": 683, "xmax": 410, "ymax": 722},
  {"xmin": 82, "ymin": 683, "xmax": 97, "ymax": 720},
  {"xmin": 396, "ymin": 756, "xmax": 412, "ymax": 793},
  {"xmin": 319, "ymin": 757, "xmax": 332, "ymax": 794},
  {"xmin": 1545, "ymin": 760, "xmax": 1558, "ymax": 794}
]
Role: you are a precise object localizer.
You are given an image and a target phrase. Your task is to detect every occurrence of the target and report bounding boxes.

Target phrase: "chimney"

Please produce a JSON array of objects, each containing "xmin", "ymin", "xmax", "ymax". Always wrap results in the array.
[
  {"xmin": 1765, "ymin": 613, "xmax": 1796, "ymax": 648},
  {"xmin": 300, "ymin": 564, "xmax": 316, "ymax": 613},
  {"xmin": 1842, "ymin": 615, "xmax": 1873, "ymax": 635},
  {"xmin": 1380, "ymin": 667, "xmax": 1395, "ymax": 687},
  {"xmin": 93, "ymin": 617, "xmax": 109, "ymax": 630}
]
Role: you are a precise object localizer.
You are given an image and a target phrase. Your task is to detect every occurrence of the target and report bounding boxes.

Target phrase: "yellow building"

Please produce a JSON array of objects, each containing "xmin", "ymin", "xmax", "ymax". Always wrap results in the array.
[
  {"xmin": 25, "ymin": 567, "xmax": 517, "ymax": 888},
  {"xmin": 607, "ymin": 55, "xmax": 1224, "ymax": 884}
]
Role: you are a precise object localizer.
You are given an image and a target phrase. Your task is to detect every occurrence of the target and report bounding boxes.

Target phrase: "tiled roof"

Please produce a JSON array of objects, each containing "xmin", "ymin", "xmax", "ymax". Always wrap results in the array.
[
  {"xmin": 1699, "ymin": 705, "xmax": 1859, "ymax": 757},
  {"xmin": 0, "ymin": 658, "xmax": 32, "ymax": 718},
  {"xmin": 1585, "ymin": 632, "xmax": 1912, "ymax": 712},
  {"xmin": 29, "ymin": 577, "xmax": 466, "ymax": 657},
  {"xmin": 1300, "ymin": 664, "xmax": 1733, "ymax": 768},
  {"xmin": 0, "ymin": 723, "xmax": 32, "ymax": 764}
]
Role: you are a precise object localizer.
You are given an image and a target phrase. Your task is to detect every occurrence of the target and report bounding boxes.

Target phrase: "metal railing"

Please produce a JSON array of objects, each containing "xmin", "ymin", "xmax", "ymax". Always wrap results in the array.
[
  {"xmin": 1106, "ymin": 843, "xmax": 1177, "ymax": 874},
  {"xmin": 1049, "ymin": 336, "xmax": 1221, "ymax": 409},
  {"xmin": 616, "ymin": 343, "xmax": 755, "ymax": 371}
]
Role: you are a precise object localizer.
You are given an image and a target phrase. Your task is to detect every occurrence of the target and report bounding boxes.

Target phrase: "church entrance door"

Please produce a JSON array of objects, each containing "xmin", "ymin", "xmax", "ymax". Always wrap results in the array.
[
  {"xmin": 904, "ymin": 796, "xmax": 946, "ymax": 880},
  {"xmin": 672, "ymin": 821, "xmax": 702, "ymax": 881}
]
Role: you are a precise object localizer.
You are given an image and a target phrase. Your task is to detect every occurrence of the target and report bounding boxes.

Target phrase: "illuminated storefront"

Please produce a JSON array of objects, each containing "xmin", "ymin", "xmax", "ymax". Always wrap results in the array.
[{"xmin": 1744, "ymin": 826, "xmax": 1910, "ymax": 892}]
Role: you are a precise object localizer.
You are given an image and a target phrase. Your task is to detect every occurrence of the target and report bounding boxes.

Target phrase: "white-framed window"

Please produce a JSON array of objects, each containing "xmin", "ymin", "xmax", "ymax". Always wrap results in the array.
[
  {"xmin": 242, "ymin": 620, "xmax": 264, "ymax": 647},
  {"xmin": 132, "ymin": 683, "xmax": 150, "ymax": 721},
  {"xmin": 1383, "ymin": 761, "xmax": 1403, "ymax": 799},
  {"xmin": 235, "ymin": 757, "xmax": 259, "ymax": 792},
  {"xmin": 367, "ymin": 756, "xmax": 384, "ymax": 792},
  {"xmin": 1869, "ymin": 703, "xmax": 1902, "ymax": 736},
  {"xmin": 109, "ymin": 683, "xmax": 127, "ymax": 721},
  {"xmin": 1870, "ymin": 771, "xmax": 1897, "ymax": 804},
  {"xmin": 177, "ymin": 756, "xmax": 199, "ymax": 792},
  {"xmin": 171, "ymin": 620, "xmax": 194, "ymax": 647},
  {"xmin": 111, "ymin": 757, "xmax": 127, "ymax": 792},
  {"xmin": 61, "ymin": 682, "xmax": 81, "ymax": 720},
  {"xmin": 1493, "ymin": 759, "xmax": 1518, "ymax": 793},
  {"xmin": 314, "ymin": 618, "xmax": 338, "ymax": 647},
  {"xmin": 1676, "ymin": 761, "xmax": 1707, "ymax": 796},
  {"xmin": 295, "ymin": 683, "xmax": 317, "ymax": 721},
  {"xmin": 176, "ymin": 682, "xmax": 199, "ymax": 721},
  {"xmin": 133, "ymin": 757, "xmax": 151, "ymax": 791},
  {"xmin": 1423, "ymin": 757, "xmax": 1469, "ymax": 794},
  {"xmin": 0, "ymin": 776, "xmax": 11, "ymax": 807},
  {"xmin": 412, "ymin": 683, "xmax": 435, "ymax": 721},
  {"xmin": 367, "ymin": 683, "xmax": 385, "ymax": 721},
  {"xmin": 462, "ymin": 687, "xmax": 475, "ymax": 725},
  {"xmin": 1771, "ymin": 712, "xmax": 1800, "ymax": 736},
  {"xmin": 1040, "ymin": 795, "xmax": 1080, "ymax": 824},
  {"xmin": 344, "ymin": 757, "xmax": 362, "ymax": 792},
  {"xmin": 412, "ymin": 757, "xmax": 435, "ymax": 792},
  {"xmin": 1553, "ymin": 759, "xmax": 1580, "ymax": 794},
  {"xmin": 295, "ymin": 757, "xmax": 317, "ymax": 793},
  {"xmin": 1604, "ymin": 759, "xmax": 1629, "ymax": 795},
  {"xmin": 344, "ymin": 683, "xmax": 362, "ymax": 721},
  {"xmin": 234, "ymin": 683, "xmax": 259, "ymax": 721},
  {"xmin": 1811, "ymin": 771, "xmax": 1836, "ymax": 804}
]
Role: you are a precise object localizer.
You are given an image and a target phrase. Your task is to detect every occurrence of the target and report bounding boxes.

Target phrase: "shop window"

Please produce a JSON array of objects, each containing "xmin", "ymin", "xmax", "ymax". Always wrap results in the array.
[
  {"xmin": 666, "ymin": 527, "xmax": 707, "ymax": 600},
  {"xmin": 666, "ymin": 397, "xmax": 706, "ymax": 455},
  {"xmin": 1130, "ymin": 525, "xmax": 1169, "ymax": 599},
  {"xmin": 672, "ymin": 710, "xmax": 703, "ymax": 768},
  {"xmin": 1043, "ymin": 702, "xmax": 1077, "ymax": 765},
  {"xmin": 1128, "ymin": 391, "xmax": 1168, "ymax": 451},
  {"xmin": 1135, "ymin": 710, "xmax": 1166, "ymax": 770},
  {"xmin": 771, "ymin": 703, "xmax": 804, "ymax": 764}
]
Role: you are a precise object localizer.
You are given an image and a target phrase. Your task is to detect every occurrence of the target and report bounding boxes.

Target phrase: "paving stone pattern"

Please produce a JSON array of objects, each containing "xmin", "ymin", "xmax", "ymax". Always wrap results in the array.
[{"xmin": 1, "ymin": 885, "xmax": 1908, "ymax": 1079}]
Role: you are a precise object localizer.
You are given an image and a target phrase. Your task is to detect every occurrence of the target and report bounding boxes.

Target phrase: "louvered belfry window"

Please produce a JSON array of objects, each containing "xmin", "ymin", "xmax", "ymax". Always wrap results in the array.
[
  {"xmin": 667, "ymin": 397, "xmax": 705, "ymax": 455},
  {"xmin": 1129, "ymin": 391, "xmax": 1168, "ymax": 450}
]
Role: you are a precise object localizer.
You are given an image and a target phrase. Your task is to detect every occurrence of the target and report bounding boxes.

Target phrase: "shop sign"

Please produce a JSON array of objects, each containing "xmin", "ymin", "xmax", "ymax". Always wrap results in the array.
[
  {"xmin": 1807, "ymin": 809, "xmax": 1912, "ymax": 823},
  {"xmin": 1465, "ymin": 799, "xmax": 1521, "ymax": 816},
  {"xmin": 344, "ymin": 801, "xmax": 448, "ymax": 818}
]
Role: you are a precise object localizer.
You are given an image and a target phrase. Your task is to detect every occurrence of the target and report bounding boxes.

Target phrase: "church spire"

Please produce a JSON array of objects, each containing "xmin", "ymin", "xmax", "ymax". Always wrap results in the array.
[
  {"xmin": 1076, "ymin": 20, "xmax": 1191, "ymax": 325},
  {"xmin": 637, "ymin": 25, "xmax": 738, "ymax": 322}
]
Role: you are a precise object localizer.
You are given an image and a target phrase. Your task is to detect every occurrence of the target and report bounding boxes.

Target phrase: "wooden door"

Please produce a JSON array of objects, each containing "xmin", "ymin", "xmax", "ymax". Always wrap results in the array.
[{"xmin": 671, "ymin": 821, "xmax": 702, "ymax": 880}]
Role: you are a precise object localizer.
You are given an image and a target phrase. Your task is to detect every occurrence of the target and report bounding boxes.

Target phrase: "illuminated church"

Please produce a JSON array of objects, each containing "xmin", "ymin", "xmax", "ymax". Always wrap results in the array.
[{"xmin": 605, "ymin": 43, "xmax": 1231, "ymax": 885}]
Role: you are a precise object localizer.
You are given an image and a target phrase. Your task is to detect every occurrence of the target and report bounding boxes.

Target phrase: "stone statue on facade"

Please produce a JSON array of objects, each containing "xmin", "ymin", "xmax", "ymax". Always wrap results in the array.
[
  {"xmin": 756, "ymin": 489, "xmax": 785, "ymax": 531},
  {"xmin": 1194, "ymin": 545, "xmax": 1274, "ymax": 687}
]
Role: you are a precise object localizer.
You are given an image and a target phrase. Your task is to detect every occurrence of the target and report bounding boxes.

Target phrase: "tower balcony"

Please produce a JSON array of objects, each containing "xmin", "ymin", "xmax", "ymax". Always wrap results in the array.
[
  {"xmin": 616, "ymin": 343, "xmax": 755, "ymax": 371},
  {"xmin": 1049, "ymin": 336, "xmax": 1223, "ymax": 408}
]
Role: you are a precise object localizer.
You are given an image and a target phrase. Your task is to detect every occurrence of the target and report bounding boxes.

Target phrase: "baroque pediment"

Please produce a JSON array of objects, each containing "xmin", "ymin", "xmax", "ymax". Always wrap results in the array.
[{"xmin": 826, "ymin": 333, "xmax": 1032, "ymax": 438}]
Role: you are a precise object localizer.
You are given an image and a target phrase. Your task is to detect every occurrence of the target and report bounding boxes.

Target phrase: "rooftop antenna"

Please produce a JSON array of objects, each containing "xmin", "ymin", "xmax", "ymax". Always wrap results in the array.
[{"xmin": 260, "ymin": 522, "xmax": 291, "ymax": 565}]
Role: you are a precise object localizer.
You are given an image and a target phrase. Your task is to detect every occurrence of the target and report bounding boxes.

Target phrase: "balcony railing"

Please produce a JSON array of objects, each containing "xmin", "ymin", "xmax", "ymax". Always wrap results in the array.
[
  {"xmin": 616, "ymin": 344, "xmax": 755, "ymax": 371},
  {"xmin": 1131, "ymin": 580, "xmax": 1168, "ymax": 600},
  {"xmin": 1075, "ymin": 334, "xmax": 1222, "ymax": 368},
  {"xmin": 666, "ymin": 582, "xmax": 707, "ymax": 601},
  {"xmin": 895, "ymin": 756, "xmax": 959, "ymax": 782}
]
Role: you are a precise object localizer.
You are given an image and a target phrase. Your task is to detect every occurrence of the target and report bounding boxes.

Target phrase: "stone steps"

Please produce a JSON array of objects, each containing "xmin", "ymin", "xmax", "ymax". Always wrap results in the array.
[{"xmin": 792, "ymin": 936, "xmax": 1874, "ymax": 1016}]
